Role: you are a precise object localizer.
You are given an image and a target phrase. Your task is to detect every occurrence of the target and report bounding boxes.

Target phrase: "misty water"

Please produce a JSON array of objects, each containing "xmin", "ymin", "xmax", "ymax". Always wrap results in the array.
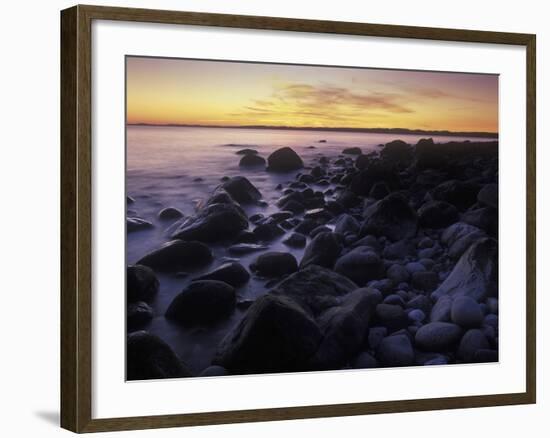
[{"xmin": 127, "ymin": 125, "xmax": 491, "ymax": 374}]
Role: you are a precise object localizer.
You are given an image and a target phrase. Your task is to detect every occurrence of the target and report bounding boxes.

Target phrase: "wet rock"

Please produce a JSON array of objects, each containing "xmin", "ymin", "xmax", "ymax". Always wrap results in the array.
[
  {"xmin": 235, "ymin": 148, "xmax": 258, "ymax": 155},
  {"xmin": 430, "ymin": 295, "xmax": 453, "ymax": 322},
  {"xmin": 283, "ymin": 232, "xmax": 307, "ymax": 248},
  {"xmin": 418, "ymin": 237, "xmax": 434, "ymax": 249},
  {"xmin": 213, "ymin": 294, "xmax": 322, "ymax": 374},
  {"xmin": 270, "ymin": 211, "xmax": 294, "ymax": 223},
  {"xmin": 352, "ymin": 351, "xmax": 378, "ymax": 369},
  {"xmin": 380, "ymin": 140, "xmax": 412, "ymax": 164},
  {"xmin": 127, "ymin": 195, "xmax": 135, "ymax": 204},
  {"xmin": 432, "ymin": 238, "xmax": 498, "ymax": 302},
  {"xmin": 369, "ymin": 181, "xmax": 391, "ymax": 200},
  {"xmin": 387, "ymin": 264, "xmax": 410, "ymax": 284},
  {"xmin": 334, "ymin": 213, "xmax": 360, "ymax": 235},
  {"xmin": 221, "ymin": 176, "xmax": 262, "ymax": 204},
  {"xmin": 342, "ymin": 147, "xmax": 362, "ymax": 155},
  {"xmin": 408, "ymin": 309, "xmax": 426, "ymax": 323},
  {"xmin": 368, "ymin": 326, "xmax": 387, "ymax": 350},
  {"xmin": 349, "ymin": 160, "xmax": 398, "ymax": 196},
  {"xmin": 127, "ymin": 301, "xmax": 153, "ymax": 330},
  {"xmin": 300, "ymin": 232, "xmax": 343, "ymax": 269},
  {"xmin": 239, "ymin": 154, "xmax": 266, "ymax": 167},
  {"xmin": 430, "ymin": 179, "xmax": 480, "ymax": 211},
  {"xmin": 335, "ymin": 190, "xmax": 360, "ymax": 208},
  {"xmin": 312, "ymin": 288, "xmax": 382, "ymax": 369},
  {"xmin": 405, "ymin": 262, "xmax": 426, "ymax": 274},
  {"xmin": 375, "ymin": 304, "xmax": 409, "ymax": 331},
  {"xmin": 441, "ymin": 222, "xmax": 486, "ymax": 260},
  {"xmin": 406, "ymin": 295, "xmax": 432, "ymax": 315},
  {"xmin": 418, "ymin": 201, "xmax": 459, "ymax": 228},
  {"xmin": 228, "ymin": 243, "xmax": 268, "ymax": 255},
  {"xmin": 267, "ymin": 147, "xmax": 304, "ymax": 172},
  {"xmin": 171, "ymin": 203, "xmax": 248, "ymax": 242},
  {"xmin": 250, "ymin": 252, "xmax": 298, "ymax": 277},
  {"xmin": 334, "ymin": 246, "xmax": 384, "ymax": 284},
  {"xmin": 377, "ymin": 333, "xmax": 415, "ymax": 367},
  {"xmin": 360, "ymin": 193, "xmax": 418, "ymax": 241},
  {"xmin": 165, "ymin": 280, "xmax": 236, "ymax": 325},
  {"xmin": 477, "ymin": 183, "xmax": 498, "ymax": 208},
  {"xmin": 415, "ymin": 322, "xmax": 463, "ymax": 351},
  {"xmin": 270, "ymin": 265, "xmax": 358, "ymax": 315},
  {"xmin": 193, "ymin": 262, "xmax": 250, "ymax": 287},
  {"xmin": 127, "ymin": 331, "xmax": 192, "ymax": 380},
  {"xmin": 127, "ymin": 265, "xmax": 159, "ymax": 303},
  {"xmin": 310, "ymin": 225, "xmax": 331, "ymax": 237},
  {"xmin": 158, "ymin": 207, "xmax": 184, "ymax": 221},
  {"xmin": 280, "ymin": 199, "xmax": 305, "ymax": 214},
  {"xmin": 382, "ymin": 240, "xmax": 415, "ymax": 260},
  {"xmin": 457, "ymin": 329, "xmax": 490, "ymax": 362},
  {"xmin": 462, "ymin": 207, "xmax": 498, "ymax": 236},
  {"xmin": 137, "ymin": 240, "xmax": 212, "ymax": 272},
  {"xmin": 127, "ymin": 216, "xmax": 153, "ymax": 232},
  {"xmin": 411, "ymin": 271, "xmax": 439, "ymax": 292},
  {"xmin": 451, "ymin": 296, "xmax": 484, "ymax": 328},
  {"xmin": 252, "ymin": 221, "xmax": 285, "ymax": 241}
]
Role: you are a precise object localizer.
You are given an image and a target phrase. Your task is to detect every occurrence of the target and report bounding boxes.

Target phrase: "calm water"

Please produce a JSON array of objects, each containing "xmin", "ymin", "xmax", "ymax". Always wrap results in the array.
[{"xmin": 126, "ymin": 125, "xmax": 490, "ymax": 374}]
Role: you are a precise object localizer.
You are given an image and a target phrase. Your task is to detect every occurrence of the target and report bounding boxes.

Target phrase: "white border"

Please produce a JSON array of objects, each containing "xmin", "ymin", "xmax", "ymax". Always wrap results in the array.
[{"xmin": 92, "ymin": 20, "xmax": 526, "ymax": 419}]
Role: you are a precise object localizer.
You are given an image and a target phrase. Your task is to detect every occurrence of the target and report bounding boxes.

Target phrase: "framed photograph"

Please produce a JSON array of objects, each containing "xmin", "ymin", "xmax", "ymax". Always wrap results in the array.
[{"xmin": 60, "ymin": 5, "xmax": 536, "ymax": 433}]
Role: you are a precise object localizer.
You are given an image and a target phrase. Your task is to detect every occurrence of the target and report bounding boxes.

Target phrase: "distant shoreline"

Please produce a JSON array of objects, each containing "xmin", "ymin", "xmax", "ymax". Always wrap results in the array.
[{"xmin": 126, "ymin": 123, "xmax": 498, "ymax": 139}]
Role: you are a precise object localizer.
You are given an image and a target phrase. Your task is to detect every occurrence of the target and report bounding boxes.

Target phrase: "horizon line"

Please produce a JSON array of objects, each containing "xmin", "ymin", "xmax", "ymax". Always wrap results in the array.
[{"xmin": 125, "ymin": 123, "xmax": 498, "ymax": 138}]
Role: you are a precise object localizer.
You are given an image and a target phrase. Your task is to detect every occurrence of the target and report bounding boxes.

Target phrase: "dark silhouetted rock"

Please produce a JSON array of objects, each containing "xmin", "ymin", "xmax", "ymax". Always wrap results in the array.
[
  {"xmin": 415, "ymin": 322, "xmax": 463, "ymax": 351},
  {"xmin": 127, "ymin": 265, "xmax": 159, "ymax": 302},
  {"xmin": 250, "ymin": 252, "xmax": 298, "ymax": 277},
  {"xmin": 411, "ymin": 271, "xmax": 439, "ymax": 292},
  {"xmin": 158, "ymin": 207, "xmax": 184, "ymax": 221},
  {"xmin": 220, "ymin": 176, "xmax": 262, "ymax": 203},
  {"xmin": 342, "ymin": 147, "xmax": 362, "ymax": 155},
  {"xmin": 199, "ymin": 365, "xmax": 228, "ymax": 377},
  {"xmin": 457, "ymin": 329, "xmax": 490, "ymax": 362},
  {"xmin": 432, "ymin": 238, "xmax": 498, "ymax": 302},
  {"xmin": 228, "ymin": 243, "xmax": 268, "ymax": 255},
  {"xmin": 193, "ymin": 262, "xmax": 250, "ymax": 287},
  {"xmin": 334, "ymin": 214, "xmax": 360, "ymax": 235},
  {"xmin": 267, "ymin": 147, "xmax": 304, "ymax": 172},
  {"xmin": 127, "ymin": 217, "xmax": 153, "ymax": 232},
  {"xmin": 171, "ymin": 203, "xmax": 248, "ymax": 242},
  {"xmin": 127, "ymin": 331, "xmax": 191, "ymax": 380},
  {"xmin": 380, "ymin": 140, "xmax": 412, "ymax": 164},
  {"xmin": 387, "ymin": 264, "xmax": 410, "ymax": 284},
  {"xmin": 451, "ymin": 296, "xmax": 484, "ymax": 328},
  {"xmin": 375, "ymin": 304, "xmax": 409, "ymax": 331},
  {"xmin": 239, "ymin": 154, "xmax": 266, "ymax": 167},
  {"xmin": 430, "ymin": 295, "xmax": 453, "ymax": 322},
  {"xmin": 300, "ymin": 232, "xmax": 343, "ymax": 269},
  {"xmin": 418, "ymin": 201, "xmax": 459, "ymax": 228},
  {"xmin": 462, "ymin": 207, "xmax": 498, "ymax": 236},
  {"xmin": 334, "ymin": 246, "xmax": 384, "ymax": 285},
  {"xmin": 407, "ymin": 295, "xmax": 432, "ymax": 315},
  {"xmin": 252, "ymin": 221, "xmax": 285, "ymax": 241},
  {"xmin": 430, "ymin": 179, "xmax": 480, "ymax": 211},
  {"xmin": 352, "ymin": 351, "xmax": 378, "ymax": 369},
  {"xmin": 283, "ymin": 232, "xmax": 307, "ymax": 248},
  {"xmin": 213, "ymin": 294, "xmax": 322, "ymax": 374},
  {"xmin": 360, "ymin": 193, "xmax": 418, "ymax": 241},
  {"xmin": 127, "ymin": 301, "xmax": 153, "ymax": 330},
  {"xmin": 137, "ymin": 240, "xmax": 212, "ymax": 272},
  {"xmin": 477, "ymin": 183, "xmax": 498, "ymax": 208},
  {"xmin": 377, "ymin": 333, "xmax": 415, "ymax": 367},
  {"xmin": 441, "ymin": 222, "xmax": 486, "ymax": 260},
  {"xmin": 165, "ymin": 280, "xmax": 236, "ymax": 325},
  {"xmin": 369, "ymin": 181, "xmax": 391, "ymax": 200},
  {"xmin": 235, "ymin": 148, "xmax": 258, "ymax": 155}
]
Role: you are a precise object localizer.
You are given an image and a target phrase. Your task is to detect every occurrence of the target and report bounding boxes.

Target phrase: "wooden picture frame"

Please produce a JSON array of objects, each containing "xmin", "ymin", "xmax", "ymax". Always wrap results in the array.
[{"xmin": 61, "ymin": 4, "xmax": 536, "ymax": 433}]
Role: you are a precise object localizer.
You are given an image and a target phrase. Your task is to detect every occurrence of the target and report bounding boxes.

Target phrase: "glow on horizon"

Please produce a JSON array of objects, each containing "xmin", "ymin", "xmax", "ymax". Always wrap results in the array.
[{"xmin": 126, "ymin": 57, "xmax": 498, "ymax": 133}]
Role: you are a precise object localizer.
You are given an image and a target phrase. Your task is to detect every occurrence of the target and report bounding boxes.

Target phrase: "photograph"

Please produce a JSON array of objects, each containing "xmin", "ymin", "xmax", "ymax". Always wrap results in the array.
[{"xmin": 125, "ymin": 56, "xmax": 499, "ymax": 380}]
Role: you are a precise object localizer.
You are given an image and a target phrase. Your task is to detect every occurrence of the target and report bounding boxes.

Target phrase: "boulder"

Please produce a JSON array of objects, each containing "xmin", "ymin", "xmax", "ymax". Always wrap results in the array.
[
  {"xmin": 127, "ymin": 331, "xmax": 191, "ymax": 380},
  {"xmin": 417, "ymin": 201, "xmax": 459, "ymax": 228},
  {"xmin": 462, "ymin": 207, "xmax": 498, "ymax": 236},
  {"xmin": 360, "ymin": 193, "xmax": 418, "ymax": 241},
  {"xmin": 127, "ymin": 301, "xmax": 153, "ymax": 330},
  {"xmin": 193, "ymin": 262, "xmax": 250, "ymax": 287},
  {"xmin": 267, "ymin": 147, "xmax": 304, "ymax": 172},
  {"xmin": 127, "ymin": 265, "xmax": 159, "ymax": 302},
  {"xmin": 380, "ymin": 140, "xmax": 412, "ymax": 164},
  {"xmin": 213, "ymin": 294, "xmax": 322, "ymax": 374},
  {"xmin": 127, "ymin": 217, "xmax": 153, "ymax": 232},
  {"xmin": 430, "ymin": 295, "xmax": 453, "ymax": 322},
  {"xmin": 411, "ymin": 271, "xmax": 439, "ymax": 292},
  {"xmin": 375, "ymin": 304, "xmax": 409, "ymax": 331},
  {"xmin": 220, "ymin": 176, "xmax": 262, "ymax": 204},
  {"xmin": 270, "ymin": 265, "xmax": 358, "ymax": 316},
  {"xmin": 477, "ymin": 183, "xmax": 498, "ymax": 208},
  {"xmin": 137, "ymin": 240, "xmax": 212, "ymax": 272},
  {"xmin": 369, "ymin": 181, "xmax": 391, "ymax": 200},
  {"xmin": 342, "ymin": 147, "xmax": 362, "ymax": 155},
  {"xmin": 252, "ymin": 221, "xmax": 285, "ymax": 241},
  {"xmin": 283, "ymin": 233, "xmax": 307, "ymax": 248},
  {"xmin": 239, "ymin": 154, "xmax": 266, "ymax": 167},
  {"xmin": 250, "ymin": 252, "xmax": 298, "ymax": 277},
  {"xmin": 415, "ymin": 322, "xmax": 463, "ymax": 351},
  {"xmin": 311, "ymin": 288, "xmax": 382, "ymax": 369},
  {"xmin": 377, "ymin": 333, "xmax": 415, "ymax": 367},
  {"xmin": 457, "ymin": 329, "xmax": 490, "ymax": 362},
  {"xmin": 158, "ymin": 207, "xmax": 184, "ymax": 221},
  {"xmin": 334, "ymin": 246, "xmax": 384, "ymax": 285},
  {"xmin": 432, "ymin": 238, "xmax": 498, "ymax": 302},
  {"xmin": 387, "ymin": 264, "xmax": 410, "ymax": 284},
  {"xmin": 165, "ymin": 280, "xmax": 236, "ymax": 325},
  {"xmin": 300, "ymin": 232, "xmax": 343, "ymax": 269},
  {"xmin": 171, "ymin": 203, "xmax": 248, "ymax": 242},
  {"xmin": 451, "ymin": 296, "xmax": 484, "ymax": 328},
  {"xmin": 334, "ymin": 214, "xmax": 360, "ymax": 235},
  {"xmin": 430, "ymin": 179, "xmax": 480, "ymax": 211},
  {"xmin": 349, "ymin": 160, "xmax": 398, "ymax": 196},
  {"xmin": 235, "ymin": 148, "xmax": 258, "ymax": 155},
  {"xmin": 352, "ymin": 351, "xmax": 379, "ymax": 369},
  {"xmin": 441, "ymin": 222, "xmax": 486, "ymax": 260}
]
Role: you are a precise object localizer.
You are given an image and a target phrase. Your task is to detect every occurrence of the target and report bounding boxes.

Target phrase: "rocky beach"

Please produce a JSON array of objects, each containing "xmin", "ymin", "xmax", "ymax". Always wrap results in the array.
[{"xmin": 126, "ymin": 128, "xmax": 499, "ymax": 381}]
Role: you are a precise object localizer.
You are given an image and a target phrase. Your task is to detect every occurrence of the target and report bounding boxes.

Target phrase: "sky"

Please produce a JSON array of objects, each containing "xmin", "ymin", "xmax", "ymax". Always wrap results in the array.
[{"xmin": 126, "ymin": 56, "xmax": 498, "ymax": 133}]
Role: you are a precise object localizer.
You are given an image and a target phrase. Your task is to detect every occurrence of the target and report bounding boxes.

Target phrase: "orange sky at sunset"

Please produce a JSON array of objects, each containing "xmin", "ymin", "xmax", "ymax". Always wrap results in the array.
[{"xmin": 126, "ymin": 56, "xmax": 498, "ymax": 133}]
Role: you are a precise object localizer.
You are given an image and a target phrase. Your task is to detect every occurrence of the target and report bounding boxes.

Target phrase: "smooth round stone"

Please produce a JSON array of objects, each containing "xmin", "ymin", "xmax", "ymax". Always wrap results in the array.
[
  {"xmin": 368, "ymin": 326, "xmax": 388, "ymax": 350},
  {"xmin": 483, "ymin": 314, "xmax": 499, "ymax": 330},
  {"xmin": 418, "ymin": 237, "xmax": 434, "ymax": 249},
  {"xmin": 415, "ymin": 322, "xmax": 463, "ymax": 351},
  {"xmin": 158, "ymin": 206, "xmax": 184, "ymax": 220},
  {"xmin": 419, "ymin": 258, "xmax": 435, "ymax": 270},
  {"xmin": 457, "ymin": 329, "xmax": 490, "ymax": 362},
  {"xmin": 383, "ymin": 294, "xmax": 406, "ymax": 307},
  {"xmin": 352, "ymin": 351, "xmax": 379, "ymax": 369},
  {"xmin": 408, "ymin": 309, "xmax": 426, "ymax": 323},
  {"xmin": 405, "ymin": 262, "xmax": 426, "ymax": 274},
  {"xmin": 411, "ymin": 271, "xmax": 439, "ymax": 291},
  {"xmin": 430, "ymin": 295, "xmax": 452, "ymax": 322},
  {"xmin": 406, "ymin": 295, "xmax": 431, "ymax": 315},
  {"xmin": 451, "ymin": 296, "xmax": 484, "ymax": 328},
  {"xmin": 377, "ymin": 334, "xmax": 415, "ymax": 367},
  {"xmin": 387, "ymin": 264, "xmax": 410, "ymax": 284},
  {"xmin": 376, "ymin": 304, "xmax": 409, "ymax": 331}
]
